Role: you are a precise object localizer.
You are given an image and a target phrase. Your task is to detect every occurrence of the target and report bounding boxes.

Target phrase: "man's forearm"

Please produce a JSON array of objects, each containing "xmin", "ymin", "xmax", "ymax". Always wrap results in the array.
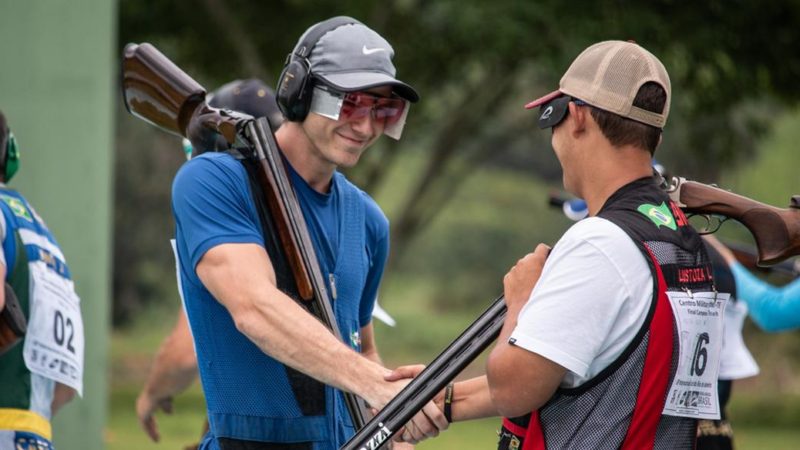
[
  {"xmin": 198, "ymin": 243, "xmax": 398, "ymax": 409},
  {"xmin": 235, "ymin": 287, "xmax": 390, "ymax": 403},
  {"xmin": 143, "ymin": 313, "xmax": 198, "ymax": 401},
  {"xmin": 141, "ymin": 355, "xmax": 197, "ymax": 402},
  {"xmin": 448, "ymin": 376, "xmax": 498, "ymax": 421}
]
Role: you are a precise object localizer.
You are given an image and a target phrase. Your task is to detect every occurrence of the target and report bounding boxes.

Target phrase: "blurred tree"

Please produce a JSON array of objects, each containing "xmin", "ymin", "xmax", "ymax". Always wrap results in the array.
[{"xmin": 114, "ymin": 0, "xmax": 800, "ymax": 324}]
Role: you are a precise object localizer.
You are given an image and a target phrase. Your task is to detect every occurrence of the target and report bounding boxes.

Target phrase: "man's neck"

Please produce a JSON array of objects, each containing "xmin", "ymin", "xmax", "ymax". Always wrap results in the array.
[
  {"xmin": 579, "ymin": 144, "xmax": 653, "ymax": 216},
  {"xmin": 275, "ymin": 123, "xmax": 336, "ymax": 193}
]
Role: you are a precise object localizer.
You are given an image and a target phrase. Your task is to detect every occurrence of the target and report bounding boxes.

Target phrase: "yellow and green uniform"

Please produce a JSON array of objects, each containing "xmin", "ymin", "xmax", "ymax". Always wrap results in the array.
[{"xmin": 0, "ymin": 186, "xmax": 84, "ymax": 449}]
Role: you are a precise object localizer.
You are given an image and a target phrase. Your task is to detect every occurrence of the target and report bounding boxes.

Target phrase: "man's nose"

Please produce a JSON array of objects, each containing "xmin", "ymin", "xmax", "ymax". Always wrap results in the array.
[{"xmin": 349, "ymin": 110, "xmax": 379, "ymax": 135}]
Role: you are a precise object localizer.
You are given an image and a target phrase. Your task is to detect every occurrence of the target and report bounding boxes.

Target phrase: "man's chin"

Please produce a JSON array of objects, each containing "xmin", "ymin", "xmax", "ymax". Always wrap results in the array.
[
  {"xmin": 333, "ymin": 144, "xmax": 367, "ymax": 167},
  {"xmin": 336, "ymin": 154, "xmax": 362, "ymax": 169}
]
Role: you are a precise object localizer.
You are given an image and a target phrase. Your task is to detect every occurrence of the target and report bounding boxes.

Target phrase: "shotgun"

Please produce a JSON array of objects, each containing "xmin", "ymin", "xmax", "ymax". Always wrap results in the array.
[
  {"xmin": 121, "ymin": 42, "xmax": 368, "ymax": 429},
  {"xmin": 343, "ymin": 179, "xmax": 800, "ymax": 450},
  {"xmin": 548, "ymin": 189, "xmax": 800, "ymax": 278},
  {"xmin": 667, "ymin": 177, "xmax": 800, "ymax": 266}
]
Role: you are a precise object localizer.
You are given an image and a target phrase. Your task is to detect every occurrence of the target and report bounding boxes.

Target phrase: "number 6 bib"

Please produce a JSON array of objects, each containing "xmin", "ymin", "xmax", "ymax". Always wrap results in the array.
[
  {"xmin": 22, "ymin": 259, "xmax": 85, "ymax": 395},
  {"xmin": 662, "ymin": 290, "xmax": 728, "ymax": 420}
]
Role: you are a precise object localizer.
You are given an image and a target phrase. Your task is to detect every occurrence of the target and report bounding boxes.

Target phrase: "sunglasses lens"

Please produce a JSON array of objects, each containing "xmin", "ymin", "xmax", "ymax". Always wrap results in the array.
[{"xmin": 341, "ymin": 93, "xmax": 406, "ymax": 125}]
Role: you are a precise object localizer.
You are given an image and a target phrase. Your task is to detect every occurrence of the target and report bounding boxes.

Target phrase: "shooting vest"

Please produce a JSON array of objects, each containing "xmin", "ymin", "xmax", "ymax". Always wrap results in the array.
[
  {"xmin": 0, "ymin": 188, "xmax": 83, "ymax": 443},
  {"xmin": 498, "ymin": 178, "xmax": 724, "ymax": 450},
  {"xmin": 189, "ymin": 156, "xmax": 368, "ymax": 450}
]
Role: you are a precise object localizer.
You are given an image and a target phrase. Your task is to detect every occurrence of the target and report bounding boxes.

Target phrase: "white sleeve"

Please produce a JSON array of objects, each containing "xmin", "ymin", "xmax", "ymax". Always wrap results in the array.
[{"xmin": 509, "ymin": 217, "xmax": 652, "ymax": 387}]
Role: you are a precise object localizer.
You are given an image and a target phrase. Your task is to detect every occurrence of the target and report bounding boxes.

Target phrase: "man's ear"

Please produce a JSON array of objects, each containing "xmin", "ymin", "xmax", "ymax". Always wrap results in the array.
[{"xmin": 567, "ymin": 101, "xmax": 587, "ymax": 137}]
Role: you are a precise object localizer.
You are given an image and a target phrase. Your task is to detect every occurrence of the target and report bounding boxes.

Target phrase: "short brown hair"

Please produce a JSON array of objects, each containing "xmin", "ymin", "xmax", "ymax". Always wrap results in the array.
[{"xmin": 589, "ymin": 82, "xmax": 666, "ymax": 155}]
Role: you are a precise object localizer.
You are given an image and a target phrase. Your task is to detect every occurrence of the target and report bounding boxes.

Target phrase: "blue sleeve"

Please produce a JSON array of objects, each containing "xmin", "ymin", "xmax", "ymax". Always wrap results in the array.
[
  {"xmin": 171, "ymin": 153, "xmax": 264, "ymax": 270},
  {"xmin": 731, "ymin": 262, "xmax": 800, "ymax": 332},
  {"xmin": 358, "ymin": 194, "xmax": 390, "ymax": 327}
]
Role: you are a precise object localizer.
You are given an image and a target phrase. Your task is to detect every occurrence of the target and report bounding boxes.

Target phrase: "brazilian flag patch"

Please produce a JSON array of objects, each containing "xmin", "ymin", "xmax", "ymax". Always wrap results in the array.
[
  {"xmin": 349, "ymin": 330, "xmax": 361, "ymax": 349},
  {"xmin": 637, "ymin": 202, "xmax": 677, "ymax": 230},
  {"xmin": 0, "ymin": 194, "xmax": 33, "ymax": 222}
]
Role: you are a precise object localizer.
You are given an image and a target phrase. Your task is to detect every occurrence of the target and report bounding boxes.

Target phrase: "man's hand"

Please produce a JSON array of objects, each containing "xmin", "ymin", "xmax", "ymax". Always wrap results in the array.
[
  {"xmin": 385, "ymin": 364, "xmax": 426, "ymax": 381},
  {"xmin": 135, "ymin": 390, "xmax": 174, "ymax": 442},
  {"xmin": 503, "ymin": 244, "xmax": 550, "ymax": 314},
  {"xmin": 381, "ymin": 364, "xmax": 448, "ymax": 445}
]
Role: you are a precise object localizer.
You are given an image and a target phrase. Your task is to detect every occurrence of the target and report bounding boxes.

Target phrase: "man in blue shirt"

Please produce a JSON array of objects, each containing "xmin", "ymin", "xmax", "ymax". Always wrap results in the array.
[{"xmin": 171, "ymin": 17, "xmax": 447, "ymax": 450}]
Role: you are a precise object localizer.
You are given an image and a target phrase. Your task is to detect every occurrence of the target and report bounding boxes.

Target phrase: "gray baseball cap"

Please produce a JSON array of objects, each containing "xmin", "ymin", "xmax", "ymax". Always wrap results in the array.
[{"xmin": 300, "ymin": 21, "xmax": 419, "ymax": 103}]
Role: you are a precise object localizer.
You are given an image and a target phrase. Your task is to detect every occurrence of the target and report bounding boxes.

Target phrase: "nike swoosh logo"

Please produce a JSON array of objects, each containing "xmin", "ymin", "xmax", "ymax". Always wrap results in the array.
[{"xmin": 362, "ymin": 45, "xmax": 387, "ymax": 55}]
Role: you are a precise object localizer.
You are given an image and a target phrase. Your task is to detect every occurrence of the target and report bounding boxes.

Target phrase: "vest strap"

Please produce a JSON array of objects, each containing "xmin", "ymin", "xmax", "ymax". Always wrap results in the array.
[{"xmin": 502, "ymin": 417, "xmax": 527, "ymax": 436}]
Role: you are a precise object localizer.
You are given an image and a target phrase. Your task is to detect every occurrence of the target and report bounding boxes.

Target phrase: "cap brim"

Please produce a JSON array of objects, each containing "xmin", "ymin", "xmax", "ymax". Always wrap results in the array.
[
  {"xmin": 317, "ymin": 72, "xmax": 420, "ymax": 103},
  {"xmin": 524, "ymin": 89, "xmax": 562, "ymax": 110}
]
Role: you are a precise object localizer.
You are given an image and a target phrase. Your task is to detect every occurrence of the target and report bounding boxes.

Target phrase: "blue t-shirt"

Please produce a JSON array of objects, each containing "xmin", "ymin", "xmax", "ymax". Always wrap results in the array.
[
  {"xmin": 171, "ymin": 152, "xmax": 389, "ymax": 447},
  {"xmin": 172, "ymin": 152, "xmax": 389, "ymax": 325}
]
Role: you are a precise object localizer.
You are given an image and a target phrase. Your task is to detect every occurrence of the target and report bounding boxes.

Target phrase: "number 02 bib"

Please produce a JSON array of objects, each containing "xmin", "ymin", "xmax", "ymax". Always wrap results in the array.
[
  {"xmin": 662, "ymin": 290, "xmax": 728, "ymax": 420},
  {"xmin": 22, "ymin": 260, "xmax": 85, "ymax": 395}
]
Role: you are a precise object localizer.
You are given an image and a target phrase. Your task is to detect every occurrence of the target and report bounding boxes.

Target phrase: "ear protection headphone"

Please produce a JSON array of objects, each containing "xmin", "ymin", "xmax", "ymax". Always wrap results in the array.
[
  {"xmin": 0, "ymin": 123, "xmax": 19, "ymax": 183},
  {"xmin": 4, "ymin": 132, "xmax": 19, "ymax": 182},
  {"xmin": 276, "ymin": 16, "xmax": 362, "ymax": 122}
]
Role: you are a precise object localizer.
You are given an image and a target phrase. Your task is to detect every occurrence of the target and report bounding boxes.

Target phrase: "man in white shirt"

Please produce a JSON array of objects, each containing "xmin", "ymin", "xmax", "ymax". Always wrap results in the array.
[{"xmin": 391, "ymin": 40, "xmax": 723, "ymax": 450}]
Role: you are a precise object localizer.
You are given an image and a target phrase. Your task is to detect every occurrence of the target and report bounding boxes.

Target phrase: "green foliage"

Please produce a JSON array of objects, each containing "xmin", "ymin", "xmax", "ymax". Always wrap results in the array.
[
  {"xmin": 114, "ymin": 0, "xmax": 800, "ymax": 324},
  {"xmin": 723, "ymin": 108, "xmax": 800, "ymax": 205},
  {"xmin": 113, "ymin": 103, "xmax": 186, "ymax": 325}
]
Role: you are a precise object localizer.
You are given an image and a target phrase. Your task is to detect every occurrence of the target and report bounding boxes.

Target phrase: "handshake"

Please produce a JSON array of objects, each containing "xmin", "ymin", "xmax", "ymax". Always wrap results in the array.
[{"xmin": 373, "ymin": 364, "xmax": 451, "ymax": 446}]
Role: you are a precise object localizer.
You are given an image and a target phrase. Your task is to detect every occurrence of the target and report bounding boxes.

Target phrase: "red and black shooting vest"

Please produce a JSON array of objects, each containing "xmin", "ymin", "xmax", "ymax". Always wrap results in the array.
[{"xmin": 498, "ymin": 178, "xmax": 717, "ymax": 450}]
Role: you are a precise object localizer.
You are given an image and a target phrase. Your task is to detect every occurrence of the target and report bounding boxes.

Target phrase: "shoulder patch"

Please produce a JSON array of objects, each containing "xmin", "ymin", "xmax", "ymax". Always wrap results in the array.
[
  {"xmin": 0, "ymin": 194, "xmax": 33, "ymax": 222},
  {"xmin": 636, "ymin": 202, "xmax": 677, "ymax": 230}
]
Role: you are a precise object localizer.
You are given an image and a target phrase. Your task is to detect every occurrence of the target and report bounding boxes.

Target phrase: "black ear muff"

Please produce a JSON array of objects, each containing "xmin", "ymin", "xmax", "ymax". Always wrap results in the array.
[
  {"xmin": 276, "ymin": 57, "xmax": 313, "ymax": 122},
  {"xmin": 275, "ymin": 16, "xmax": 363, "ymax": 122},
  {"xmin": 4, "ymin": 131, "xmax": 19, "ymax": 182}
]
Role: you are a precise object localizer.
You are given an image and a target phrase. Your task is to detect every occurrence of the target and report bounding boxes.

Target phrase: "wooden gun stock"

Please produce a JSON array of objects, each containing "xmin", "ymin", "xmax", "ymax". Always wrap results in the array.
[
  {"xmin": 674, "ymin": 179, "xmax": 800, "ymax": 266},
  {"xmin": 122, "ymin": 43, "xmax": 241, "ymax": 146},
  {"xmin": 122, "ymin": 43, "xmax": 206, "ymax": 137},
  {"xmin": 0, "ymin": 283, "xmax": 26, "ymax": 356}
]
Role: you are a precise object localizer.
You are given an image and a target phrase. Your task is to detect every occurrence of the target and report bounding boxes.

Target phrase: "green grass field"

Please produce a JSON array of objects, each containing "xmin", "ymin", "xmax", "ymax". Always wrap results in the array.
[
  {"xmin": 107, "ymin": 384, "xmax": 800, "ymax": 450},
  {"xmin": 108, "ymin": 289, "xmax": 800, "ymax": 450}
]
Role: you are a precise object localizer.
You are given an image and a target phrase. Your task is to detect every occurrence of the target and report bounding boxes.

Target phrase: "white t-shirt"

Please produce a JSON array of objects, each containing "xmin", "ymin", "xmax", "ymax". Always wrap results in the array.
[{"xmin": 509, "ymin": 217, "xmax": 653, "ymax": 388}]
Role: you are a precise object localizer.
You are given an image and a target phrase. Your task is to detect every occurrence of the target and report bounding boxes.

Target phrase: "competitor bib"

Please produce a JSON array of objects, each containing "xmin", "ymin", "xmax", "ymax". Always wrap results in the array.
[
  {"xmin": 22, "ymin": 261, "xmax": 85, "ymax": 396},
  {"xmin": 662, "ymin": 290, "xmax": 728, "ymax": 420}
]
